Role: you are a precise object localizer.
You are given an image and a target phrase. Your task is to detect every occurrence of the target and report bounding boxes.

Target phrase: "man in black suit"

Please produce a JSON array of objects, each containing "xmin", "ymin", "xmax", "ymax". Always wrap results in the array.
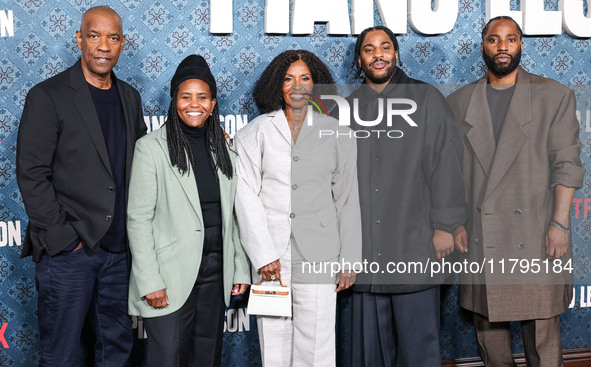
[{"xmin": 16, "ymin": 6, "xmax": 146, "ymax": 366}]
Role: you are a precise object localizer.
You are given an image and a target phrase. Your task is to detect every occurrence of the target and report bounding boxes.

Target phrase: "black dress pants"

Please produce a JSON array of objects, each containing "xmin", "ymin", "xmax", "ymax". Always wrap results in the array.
[
  {"xmin": 144, "ymin": 226, "xmax": 225, "ymax": 367},
  {"xmin": 350, "ymin": 287, "xmax": 442, "ymax": 367}
]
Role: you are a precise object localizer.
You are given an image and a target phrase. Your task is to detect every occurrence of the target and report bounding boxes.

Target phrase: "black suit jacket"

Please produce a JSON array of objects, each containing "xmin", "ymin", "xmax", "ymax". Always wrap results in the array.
[{"xmin": 16, "ymin": 60, "xmax": 147, "ymax": 261}]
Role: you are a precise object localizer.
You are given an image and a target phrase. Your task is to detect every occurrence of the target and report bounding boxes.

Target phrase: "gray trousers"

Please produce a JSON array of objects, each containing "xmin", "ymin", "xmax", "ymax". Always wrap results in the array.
[
  {"xmin": 350, "ymin": 286, "xmax": 442, "ymax": 367},
  {"xmin": 256, "ymin": 238, "xmax": 338, "ymax": 367}
]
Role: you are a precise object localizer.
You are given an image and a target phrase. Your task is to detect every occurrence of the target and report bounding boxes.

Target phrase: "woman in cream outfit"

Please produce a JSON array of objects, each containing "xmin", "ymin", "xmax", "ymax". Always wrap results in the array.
[{"xmin": 235, "ymin": 50, "xmax": 362, "ymax": 366}]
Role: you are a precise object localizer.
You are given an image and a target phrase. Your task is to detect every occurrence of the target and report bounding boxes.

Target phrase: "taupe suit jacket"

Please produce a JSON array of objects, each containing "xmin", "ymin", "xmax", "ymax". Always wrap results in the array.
[
  {"xmin": 447, "ymin": 68, "xmax": 584, "ymax": 322},
  {"xmin": 234, "ymin": 110, "xmax": 362, "ymax": 275}
]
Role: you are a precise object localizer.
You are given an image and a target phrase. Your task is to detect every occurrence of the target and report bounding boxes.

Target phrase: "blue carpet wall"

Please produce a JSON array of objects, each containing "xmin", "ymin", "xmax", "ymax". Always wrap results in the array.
[{"xmin": 0, "ymin": 1, "xmax": 590, "ymax": 365}]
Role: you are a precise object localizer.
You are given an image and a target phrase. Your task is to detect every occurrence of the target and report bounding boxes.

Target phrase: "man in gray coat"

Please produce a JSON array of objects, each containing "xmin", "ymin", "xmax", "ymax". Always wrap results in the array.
[
  {"xmin": 448, "ymin": 16, "xmax": 584, "ymax": 365},
  {"xmin": 339, "ymin": 25, "xmax": 466, "ymax": 366}
]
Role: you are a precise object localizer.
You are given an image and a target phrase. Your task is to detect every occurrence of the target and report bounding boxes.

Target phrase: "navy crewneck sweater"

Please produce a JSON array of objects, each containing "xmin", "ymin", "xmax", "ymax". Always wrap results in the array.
[{"xmin": 87, "ymin": 81, "xmax": 127, "ymax": 252}]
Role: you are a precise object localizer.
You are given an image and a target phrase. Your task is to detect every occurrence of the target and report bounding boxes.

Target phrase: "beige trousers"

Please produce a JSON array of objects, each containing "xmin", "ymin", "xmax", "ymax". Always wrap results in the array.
[{"xmin": 257, "ymin": 238, "xmax": 337, "ymax": 367}]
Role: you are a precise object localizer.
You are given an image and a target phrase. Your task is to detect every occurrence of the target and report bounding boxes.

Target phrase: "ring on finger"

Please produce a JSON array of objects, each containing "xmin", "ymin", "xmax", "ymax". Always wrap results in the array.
[{"xmin": 270, "ymin": 274, "xmax": 276, "ymax": 281}]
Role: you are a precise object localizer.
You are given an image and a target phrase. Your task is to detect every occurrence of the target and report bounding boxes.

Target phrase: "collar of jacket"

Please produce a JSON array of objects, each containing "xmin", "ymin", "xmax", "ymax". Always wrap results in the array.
[
  {"xmin": 69, "ymin": 58, "xmax": 120, "ymax": 92},
  {"xmin": 351, "ymin": 67, "xmax": 419, "ymax": 108},
  {"xmin": 465, "ymin": 66, "xmax": 531, "ymax": 128}
]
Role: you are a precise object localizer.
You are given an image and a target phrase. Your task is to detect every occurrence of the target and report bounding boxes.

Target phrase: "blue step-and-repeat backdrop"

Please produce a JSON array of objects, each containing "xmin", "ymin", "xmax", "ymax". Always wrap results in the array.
[{"xmin": 1, "ymin": 0, "xmax": 591, "ymax": 365}]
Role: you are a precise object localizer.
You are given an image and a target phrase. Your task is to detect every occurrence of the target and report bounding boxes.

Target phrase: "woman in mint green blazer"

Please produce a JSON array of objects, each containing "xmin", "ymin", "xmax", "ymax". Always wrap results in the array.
[{"xmin": 126, "ymin": 55, "xmax": 250, "ymax": 367}]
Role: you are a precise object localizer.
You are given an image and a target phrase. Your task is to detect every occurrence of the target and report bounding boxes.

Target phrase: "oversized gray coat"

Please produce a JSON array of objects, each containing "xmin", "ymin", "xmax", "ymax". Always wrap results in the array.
[{"xmin": 447, "ymin": 68, "xmax": 585, "ymax": 322}]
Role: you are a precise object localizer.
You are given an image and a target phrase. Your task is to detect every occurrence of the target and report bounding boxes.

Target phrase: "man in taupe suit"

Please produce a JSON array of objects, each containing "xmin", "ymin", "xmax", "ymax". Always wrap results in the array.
[{"xmin": 448, "ymin": 16, "xmax": 584, "ymax": 366}]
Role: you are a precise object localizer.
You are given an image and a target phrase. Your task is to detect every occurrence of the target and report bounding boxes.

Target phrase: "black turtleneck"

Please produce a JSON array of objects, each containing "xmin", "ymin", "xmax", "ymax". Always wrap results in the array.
[{"xmin": 180, "ymin": 123, "xmax": 222, "ymax": 228}]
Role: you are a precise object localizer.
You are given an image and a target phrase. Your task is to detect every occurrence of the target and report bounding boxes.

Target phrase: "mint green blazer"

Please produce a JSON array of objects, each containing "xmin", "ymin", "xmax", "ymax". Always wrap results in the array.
[{"xmin": 127, "ymin": 127, "xmax": 250, "ymax": 318}]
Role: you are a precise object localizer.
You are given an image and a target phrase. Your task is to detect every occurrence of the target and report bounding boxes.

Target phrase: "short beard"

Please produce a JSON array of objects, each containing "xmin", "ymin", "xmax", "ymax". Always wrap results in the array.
[
  {"xmin": 363, "ymin": 61, "xmax": 396, "ymax": 84},
  {"xmin": 483, "ymin": 49, "xmax": 521, "ymax": 77}
]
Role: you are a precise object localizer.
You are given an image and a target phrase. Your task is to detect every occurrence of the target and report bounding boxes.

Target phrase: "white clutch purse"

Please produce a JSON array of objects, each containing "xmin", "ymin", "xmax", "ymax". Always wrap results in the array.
[{"xmin": 247, "ymin": 279, "xmax": 292, "ymax": 317}]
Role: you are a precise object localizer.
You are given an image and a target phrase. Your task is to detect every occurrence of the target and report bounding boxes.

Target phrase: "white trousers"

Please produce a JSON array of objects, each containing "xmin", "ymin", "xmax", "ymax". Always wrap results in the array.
[{"xmin": 256, "ymin": 239, "xmax": 337, "ymax": 367}]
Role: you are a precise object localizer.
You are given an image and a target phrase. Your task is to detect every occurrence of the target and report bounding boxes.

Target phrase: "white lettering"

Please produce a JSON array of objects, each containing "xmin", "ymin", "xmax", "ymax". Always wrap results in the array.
[
  {"xmin": 8, "ymin": 221, "xmax": 20, "ymax": 247},
  {"xmin": 561, "ymin": 0, "xmax": 591, "ymax": 38},
  {"xmin": 580, "ymin": 286, "xmax": 588, "ymax": 307},
  {"xmin": 354, "ymin": 98, "xmax": 384, "ymax": 127},
  {"xmin": 387, "ymin": 130, "xmax": 404, "ymax": 138},
  {"xmin": 224, "ymin": 308, "xmax": 251, "ymax": 332},
  {"xmin": 523, "ymin": 0, "xmax": 562, "ymax": 35},
  {"xmin": 237, "ymin": 308, "xmax": 250, "ymax": 332},
  {"xmin": 0, "ymin": 10, "xmax": 14, "ymax": 38},
  {"xmin": 291, "ymin": 0, "xmax": 351, "ymax": 35},
  {"xmin": 0, "ymin": 221, "xmax": 21, "ymax": 247},
  {"xmin": 202, "ymin": 0, "xmax": 590, "ymax": 37},
  {"xmin": 353, "ymin": 130, "xmax": 371, "ymax": 138},
  {"xmin": 0, "ymin": 223, "xmax": 5, "ymax": 247},
  {"xmin": 320, "ymin": 95, "xmax": 350, "ymax": 126},
  {"xmin": 221, "ymin": 114, "xmax": 248, "ymax": 138},
  {"xmin": 222, "ymin": 115, "xmax": 235, "ymax": 138},
  {"xmin": 409, "ymin": 0, "xmax": 459, "ymax": 35},
  {"xmin": 131, "ymin": 316, "xmax": 147, "ymax": 339},
  {"xmin": 486, "ymin": 0, "xmax": 523, "ymax": 28},
  {"xmin": 225, "ymin": 309, "xmax": 237, "ymax": 332},
  {"xmin": 265, "ymin": 0, "xmax": 290, "ymax": 33},
  {"xmin": 387, "ymin": 99, "xmax": 418, "ymax": 127},
  {"xmin": 319, "ymin": 96, "xmax": 418, "ymax": 128},
  {"xmin": 319, "ymin": 129, "xmax": 404, "ymax": 139},
  {"xmin": 319, "ymin": 130, "xmax": 336, "ymax": 137},
  {"xmin": 210, "ymin": 0, "xmax": 233, "ymax": 33},
  {"xmin": 351, "ymin": 0, "xmax": 407, "ymax": 34},
  {"xmin": 144, "ymin": 116, "xmax": 166, "ymax": 133},
  {"xmin": 576, "ymin": 110, "xmax": 591, "ymax": 132}
]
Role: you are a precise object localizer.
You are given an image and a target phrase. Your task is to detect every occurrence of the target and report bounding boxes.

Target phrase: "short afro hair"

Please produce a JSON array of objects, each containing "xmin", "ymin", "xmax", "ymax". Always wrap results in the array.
[
  {"xmin": 481, "ymin": 16, "xmax": 523, "ymax": 41},
  {"xmin": 253, "ymin": 50, "xmax": 334, "ymax": 114}
]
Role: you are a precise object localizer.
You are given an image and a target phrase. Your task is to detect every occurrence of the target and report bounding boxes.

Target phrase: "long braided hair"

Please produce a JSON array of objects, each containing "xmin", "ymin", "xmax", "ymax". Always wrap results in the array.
[{"xmin": 165, "ymin": 87, "xmax": 233, "ymax": 179}]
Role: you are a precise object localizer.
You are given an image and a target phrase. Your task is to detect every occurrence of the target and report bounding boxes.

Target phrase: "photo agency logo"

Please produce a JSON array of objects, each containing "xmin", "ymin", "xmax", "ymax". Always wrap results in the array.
[
  {"xmin": 0, "ymin": 10, "xmax": 14, "ymax": 38},
  {"xmin": 307, "ymin": 94, "xmax": 418, "ymax": 139},
  {"xmin": 303, "ymin": 93, "xmax": 328, "ymax": 116}
]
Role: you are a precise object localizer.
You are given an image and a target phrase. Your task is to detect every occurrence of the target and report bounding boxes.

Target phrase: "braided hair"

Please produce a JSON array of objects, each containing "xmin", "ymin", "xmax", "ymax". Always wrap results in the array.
[{"xmin": 353, "ymin": 25, "xmax": 400, "ymax": 79}]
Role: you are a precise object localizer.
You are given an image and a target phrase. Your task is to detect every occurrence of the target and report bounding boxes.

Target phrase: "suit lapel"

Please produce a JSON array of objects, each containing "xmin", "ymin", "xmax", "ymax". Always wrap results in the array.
[
  {"xmin": 114, "ymin": 75, "xmax": 135, "ymax": 186},
  {"xmin": 70, "ymin": 61, "xmax": 113, "ymax": 178},
  {"xmin": 271, "ymin": 110, "xmax": 293, "ymax": 145},
  {"xmin": 156, "ymin": 131, "xmax": 203, "ymax": 226},
  {"xmin": 464, "ymin": 77, "xmax": 496, "ymax": 178},
  {"xmin": 484, "ymin": 68, "xmax": 531, "ymax": 199},
  {"xmin": 217, "ymin": 162, "xmax": 231, "ymax": 238},
  {"xmin": 293, "ymin": 109, "xmax": 318, "ymax": 148}
]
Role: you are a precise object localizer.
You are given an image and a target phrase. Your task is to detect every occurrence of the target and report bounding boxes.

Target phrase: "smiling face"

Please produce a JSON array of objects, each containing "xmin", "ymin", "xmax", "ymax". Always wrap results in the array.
[
  {"xmin": 76, "ymin": 9, "xmax": 125, "ymax": 87},
  {"xmin": 481, "ymin": 19, "xmax": 523, "ymax": 77},
  {"xmin": 358, "ymin": 30, "xmax": 397, "ymax": 85},
  {"xmin": 176, "ymin": 79, "xmax": 217, "ymax": 128},
  {"xmin": 282, "ymin": 59, "xmax": 314, "ymax": 111}
]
